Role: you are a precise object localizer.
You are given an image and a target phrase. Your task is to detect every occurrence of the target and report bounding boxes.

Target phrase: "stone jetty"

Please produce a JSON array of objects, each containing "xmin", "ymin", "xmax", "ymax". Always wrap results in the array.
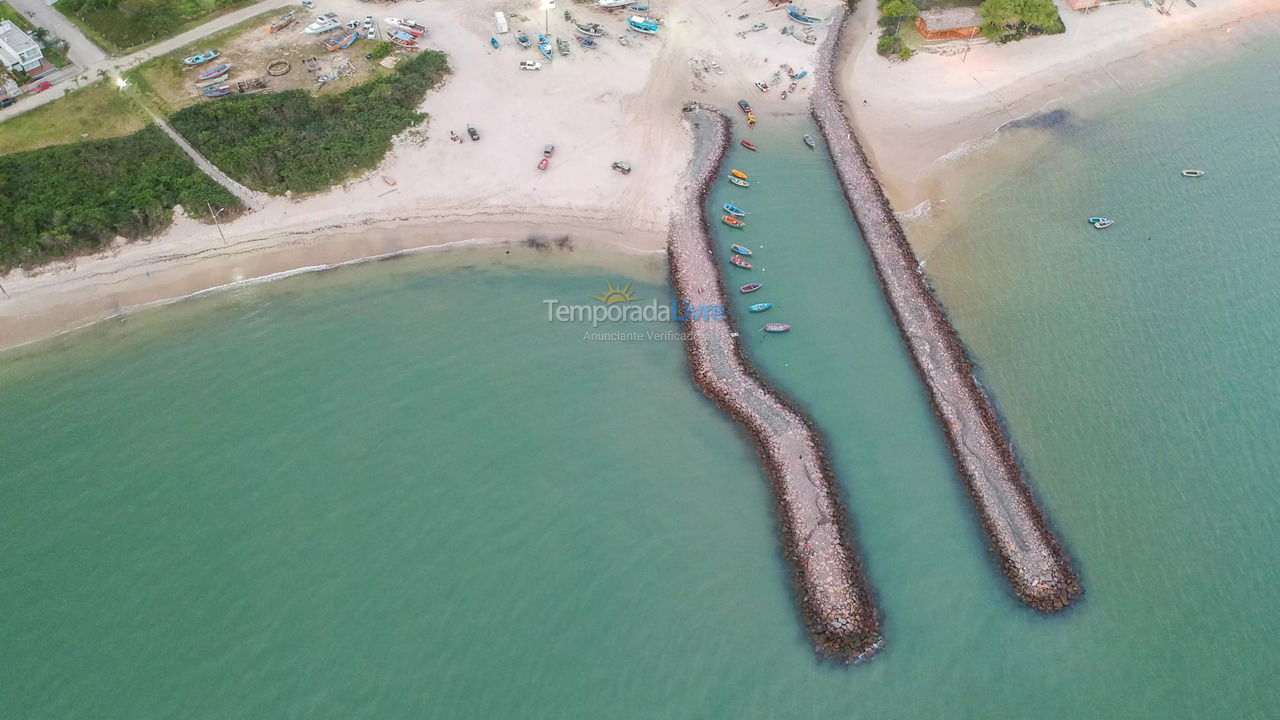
[
  {"xmin": 668, "ymin": 105, "xmax": 881, "ymax": 661},
  {"xmin": 808, "ymin": 10, "xmax": 1083, "ymax": 611}
]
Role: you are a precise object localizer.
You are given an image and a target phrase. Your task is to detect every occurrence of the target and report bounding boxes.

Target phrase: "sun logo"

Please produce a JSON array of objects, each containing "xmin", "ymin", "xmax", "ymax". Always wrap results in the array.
[{"xmin": 590, "ymin": 280, "xmax": 638, "ymax": 305}]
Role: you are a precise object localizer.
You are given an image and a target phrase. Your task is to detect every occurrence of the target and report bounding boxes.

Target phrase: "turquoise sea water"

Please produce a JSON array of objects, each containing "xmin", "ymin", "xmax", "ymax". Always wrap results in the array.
[{"xmin": 3, "ymin": 46, "xmax": 1279, "ymax": 719}]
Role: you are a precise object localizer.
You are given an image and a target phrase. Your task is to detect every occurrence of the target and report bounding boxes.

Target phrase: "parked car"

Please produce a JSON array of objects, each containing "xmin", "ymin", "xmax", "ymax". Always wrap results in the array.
[
  {"xmin": 467, "ymin": 125, "xmax": 480, "ymax": 141},
  {"xmin": 301, "ymin": 0, "xmax": 315, "ymax": 8},
  {"xmin": 611, "ymin": 161, "xmax": 631, "ymax": 175},
  {"xmin": 519, "ymin": 61, "xmax": 541, "ymax": 71},
  {"xmin": 543, "ymin": 144, "xmax": 554, "ymax": 157},
  {"xmin": 33, "ymin": 80, "xmax": 52, "ymax": 93},
  {"xmin": 0, "ymin": 96, "xmax": 14, "ymax": 108}
]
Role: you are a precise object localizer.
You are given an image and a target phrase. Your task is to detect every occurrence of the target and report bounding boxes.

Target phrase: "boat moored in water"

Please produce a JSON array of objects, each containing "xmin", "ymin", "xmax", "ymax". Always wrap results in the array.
[
  {"xmin": 763, "ymin": 323, "xmax": 791, "ymax": 333},
  {"xmin": 741, "ymin": 139, "xmax": 757, "ymax": 151},
  {"xmin": 740, "ymin": 283, "xmax": 762, "ymax": 294},
  {"xmin": 730, "ymin": 255, "xmax": 753, "ymax": 269},
  {"xmin": 731, "ymin": 244, "xmax": 752, "ymax": 255},
  {"xmin": 1182, "ymin": 169, "xmax": 1205, "ymax": 177},
  {"xmin": 730, "ymin": 169, "xmax": 748, "ymax": 180},
  {"xmin": 1088, "ymin": 217, "xmax": 1114, "ymax": 229},
  {"xmin": 728, "ymin": 177, "xmax": 749, "ymax": 187},
  {"xmin": 723, "ymin": 216, "xmax": 746, "ymax": 228},
  {"xmin": 723, "ymin": 203, "xmax": 746, "ymax": 216},
  {"xmin": 738, "ymin": 99, "xmax": 752, "ymax": 115},
  {"xmin": 748, "ymin": 303, "xmax": 772, "ymax": 313},
  {"xmin": 803, "ymin": 134, "xmax": 816, "ymax": 149}
]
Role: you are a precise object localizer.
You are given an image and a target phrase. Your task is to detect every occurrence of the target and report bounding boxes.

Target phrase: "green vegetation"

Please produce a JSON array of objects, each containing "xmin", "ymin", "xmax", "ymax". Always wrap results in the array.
[
  {"xmin": 0, "ymin": 79, "xmax": 149, "ymax": 155},
  {"xmin": 169, "ymin": 50, "xmax": 450, "ymax": 195},
  {"xmin": 55, "ymin": 0, "xmax": 254, "ymax": 53},
  {"xmin": 369, "ymin": 41, "xmax": 394, "ymax": 61},
  {"xmin": 979, "ymin": 0, "xmax": 1065, "ymax": 41},
  {"xmin": 0, "ymin": 2, "xmax": 36, "ymax": 32},
  {"xmin": 875, "ymin": 0, "xmax": 918, "ymax": 59},
  {"xmin": 0, "ymin": 126, "xmax": 240, "ymax": 270}
]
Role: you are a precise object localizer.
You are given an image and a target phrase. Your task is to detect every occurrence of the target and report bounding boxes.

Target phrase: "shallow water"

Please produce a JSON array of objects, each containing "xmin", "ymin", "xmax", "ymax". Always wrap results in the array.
[{"xmin": 3, "ymin": 46, "xmax": 1279, "ymax": 718}]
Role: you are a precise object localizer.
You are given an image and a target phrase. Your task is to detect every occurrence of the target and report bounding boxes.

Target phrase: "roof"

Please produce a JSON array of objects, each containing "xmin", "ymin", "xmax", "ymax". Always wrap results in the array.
[
  {"xmin": 918, "ymin": 7, "xmax": 983, "ymax": 32},
  {"xmin": 0, "ymin": 20, "xmax": 38, "ymax": 54}
]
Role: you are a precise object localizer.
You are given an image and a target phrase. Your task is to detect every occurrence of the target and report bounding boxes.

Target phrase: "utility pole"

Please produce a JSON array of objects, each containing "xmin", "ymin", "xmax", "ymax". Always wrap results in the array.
[
  {"xmin": 542, "ymin": 0, "xmax": 555, "ymax": 35},
  {"xmin": 207, "ymin": 203, "xmax": 227, "ymax": 245}
]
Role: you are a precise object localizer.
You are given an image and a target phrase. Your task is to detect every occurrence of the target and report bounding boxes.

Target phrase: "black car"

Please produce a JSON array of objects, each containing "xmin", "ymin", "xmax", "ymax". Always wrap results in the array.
[{"xmin": 467, "ymin": 126, "xmax": 480, "ymax": 141}]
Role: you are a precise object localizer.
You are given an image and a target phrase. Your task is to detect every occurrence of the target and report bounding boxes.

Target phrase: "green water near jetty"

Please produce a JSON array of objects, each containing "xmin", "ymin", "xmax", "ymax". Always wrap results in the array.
[{"xmin": 3, "ymin": 47, "xmax": 1279, "ymax": 718}]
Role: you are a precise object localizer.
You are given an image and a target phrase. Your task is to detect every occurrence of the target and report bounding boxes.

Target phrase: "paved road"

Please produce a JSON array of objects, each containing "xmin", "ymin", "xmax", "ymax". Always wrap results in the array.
[{"xmin": 0, "ymin": 0, "xmax": 290, "ymax": 121}]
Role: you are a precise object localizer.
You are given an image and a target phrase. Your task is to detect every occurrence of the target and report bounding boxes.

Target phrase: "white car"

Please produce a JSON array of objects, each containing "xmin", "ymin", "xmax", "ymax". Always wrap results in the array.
[{"xmin": 520, "ymin": 61, "xmax": 542, "ymax": 71}]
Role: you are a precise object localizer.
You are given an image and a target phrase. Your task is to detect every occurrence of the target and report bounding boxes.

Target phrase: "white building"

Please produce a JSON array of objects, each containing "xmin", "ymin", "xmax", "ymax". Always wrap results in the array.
[{"xmin": 0, "ymin": 20, "xmax": 43, "ymax": 74}]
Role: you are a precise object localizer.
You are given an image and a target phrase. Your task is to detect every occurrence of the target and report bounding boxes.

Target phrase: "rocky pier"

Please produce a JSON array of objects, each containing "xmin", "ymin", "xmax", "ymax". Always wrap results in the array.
[
  {"xmin": 808, "ymin": 9, "xmax": 1083, "ymax": 611},
  {"xmin": 667, "ymin": 105, "xmax": 881, "ymax": 661}
]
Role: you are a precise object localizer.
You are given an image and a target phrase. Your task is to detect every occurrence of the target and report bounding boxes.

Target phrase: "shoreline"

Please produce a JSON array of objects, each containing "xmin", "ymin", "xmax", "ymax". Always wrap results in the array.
[
  {"xmin": 841, "ymin": 0, "xmax": 1280, "ymax": 212},
  {"xmin": 669, "ymin": 106, "xmax": 881, "ymax": 662},
  {"xmin": 812, "ymin": 7, "xmax": 1082, "ymax": 611}
]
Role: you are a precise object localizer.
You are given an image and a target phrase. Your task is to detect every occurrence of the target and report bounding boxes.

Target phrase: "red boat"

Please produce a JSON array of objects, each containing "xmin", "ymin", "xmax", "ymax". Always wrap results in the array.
[
  {"xmin": 741, "ymin": 140, "xmax": 757, "ymax": 151},
  {"xmin": 740, "ymin": 283, "xmax": 762, "ymax": 293},
  {"xmin": 730, "ymin": 255, "xmax": 752, "ymax": 269}
]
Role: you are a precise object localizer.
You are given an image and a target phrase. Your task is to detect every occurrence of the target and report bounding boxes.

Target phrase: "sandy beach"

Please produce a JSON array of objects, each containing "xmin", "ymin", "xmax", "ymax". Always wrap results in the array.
[{"xmin": 3, "ymin": 0, "xmax": 1276, "ymax": 350}]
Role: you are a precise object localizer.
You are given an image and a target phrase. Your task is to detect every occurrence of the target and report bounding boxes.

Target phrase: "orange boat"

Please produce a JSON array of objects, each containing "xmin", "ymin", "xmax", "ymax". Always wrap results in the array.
[
  {"xmin": 730, "ymin": 169, "xmax": 748, "ymax": 180},
  {"xmin": 722, "ymin": 215, "xmax": 745, "ymax": 228}
]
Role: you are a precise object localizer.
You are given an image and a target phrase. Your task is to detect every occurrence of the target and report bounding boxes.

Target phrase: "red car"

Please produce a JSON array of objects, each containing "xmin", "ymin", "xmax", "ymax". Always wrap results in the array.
[
  {"xmin": 32, "ymin": 80, "xmax": 52, "ymax": 93},
  {"xmin": 537, "ymin": 157, "xmax": 549, "ymax": 171}
]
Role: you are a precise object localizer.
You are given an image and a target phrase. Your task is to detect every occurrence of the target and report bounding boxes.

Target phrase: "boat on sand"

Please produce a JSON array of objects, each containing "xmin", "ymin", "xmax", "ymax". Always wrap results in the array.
[
  {"xmin": 627, "ymin": 16, "xmax": 660, "ymax": 34},
  {"xmin": 537, "ymin": 34, "xmax": 554, "ymax": 60},
  {"xmin": 268, "ymin": 12, "xmax": 295, "ymax": 33},
  {"xmin": 787, "ymin": 6, "xmax": 820, "ymax": 24},
  {"xmin": 197, "ymin": 63, "xmax": 230, "ymax": 81},
  {"xmin": 183, "ymin": 49, "xmax": 220, "ymax": 66},
  {"xmin": 516, "ymin": 32, "xmax": 531, "ymax": 48}
]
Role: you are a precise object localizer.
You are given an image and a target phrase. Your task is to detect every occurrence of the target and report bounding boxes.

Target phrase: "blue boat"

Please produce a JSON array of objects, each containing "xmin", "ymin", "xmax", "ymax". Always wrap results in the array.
[
  {"xmin": 516, "ymin": 32, "xmax": 530, "ymax": 48},
  {"xmin": 183, "ymin": 49, "xmax": 220, "ymax": 66},
  {"xmin": 202, "ymin": 84, "xmax": 232, "ymax": 98},
  {"xmin": 748, "ymin": 303, "xmax": 772, "ymax": 313},
  {"xmin": 790, "ymin": 70, "xmax": 808, "ymax": 80},
  {"xmin": 723, "ymin": 203, "xmax": 746, "ymax": 217},
  {"xmin": 626, "ymin": 16, "xmax": 660, "ymax": 34},
  {"xmin": 537, "ymin": 34, "xmax": 554, "ymax": 61},
  {"xmin": 787, "ymin": 6, "xmax": 820, "ymax": 24},
  {"xmin": 490, "ymin": 37, "xmax": 499, "ymax": 49},
  {"xmin": 730, "ymin": 244, "xmax": 752, "ymax": 256}
]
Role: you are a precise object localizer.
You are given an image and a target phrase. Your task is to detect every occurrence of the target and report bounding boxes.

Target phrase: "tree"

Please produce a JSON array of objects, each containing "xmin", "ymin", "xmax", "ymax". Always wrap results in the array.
[
  {"xmin": 879, "ymin": 0, "xmax": 919, "ymax": 21},
  {"xmin": 979, "ymin": 0, "xmax": 1065, "ymax": 39}
]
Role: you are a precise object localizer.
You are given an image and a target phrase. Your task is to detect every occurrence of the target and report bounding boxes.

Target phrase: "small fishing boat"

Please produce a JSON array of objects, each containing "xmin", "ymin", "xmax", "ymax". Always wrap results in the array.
[
  {"xmin": 386, "ymin": 18, "xmax": 424, "ymax": 36},
  {"xmin": 738, "ymin": 99, "xmax": 752, "ymax": 115},
  {"xmin": 791, "ymin": 70, "xmax": 808, "ymax": 80},
  {"xmin": 723, "ymin": 203, "xmax": 746, "ymax": 217},
  {"xmin": 389, "ymin": 31, "xmax": 418, "ymax": 49},
  {"xmin": 202, "ymin": 84, "xmax": 232, "ymax": 98},
  {"xmin": 598, "ymin": 0, "xmax": 631, "ymax": 7},
  {"xmin": 746, "ymin": 112, "xmax": 756, "ymax": 126},
  {"xmin": 1088, "ymin": 217, "xmax": 1114, "ymax": 229},
  {"xmin": 197, "ymin": 63, "xmax": 231, "ymax": 81},
  {"xmin": 183, "ymin": 49, "xmax": 220, "ymax": 66},
  {"xmin": 763, "ymin": 323, "xmax": 791, "ymax": 333},
  {"xmin": 731, "ymin": 244, "xmax": 752, "ymax": 255},
  {"xmin": 575, "ymin": 35, "xmax": 598, "ymax": 49},
  {"xmin": 803, "ymin": 134, "xmax": 816, "ymax": 150},
  {"xmin": 576, "ymin": 23, "xmax": 605, "ymax": 36},
  {"xmin": 748, "ymin": 303, "xmax": 772, "ymax": 313},
  {"xmin": 740, "ymin": 283, "xmax": 762, "ymax": 294},
  {"xmin": 325, "ymin": 32, "xmax": 357, "ymax": 52},
  {"xmin": 305, "ymin": 14, "xmax": 341, "ymax": 35},
  {"xmin": 537, "ymin": 34, "xmax": 554, "ymax": 61},
  {"xmin": 728, "ymin": 177, "xmax": 749, "ymax": 187},
  {"xmin": 626, "ymin": 16, "xmax": 660, "ymax": 34},
  {"xmin": 731, "ymin": 169, "xmax": 748, "ymax": 180},
  {"xmin": 730, "ymin": 255, "xmax": 753, "ymax": 269},
  {"xmin": 557, "ymin": 38, "xmax": 572, "ymax": 56},
  {"xmin": 787, "ymin": 6, "xmax": 820, "ymax": 24},
  {"xmin": 490, "ymin": 37, "xmax": 500, "ymax": 49},
  {"xmin": 722, "ymin": 216, "xmax": 746, "ymax": 228},
  {"xmin": 516, "ymin": 32, "xmax": 531, "ymax": 48},
  {"xmin": 629, "ymin": 3, "xmax": 649, "ymax": 10},
  {"xmin": 741, "ymin": 140, "xmax": 757, "ymax": 151},
  {"xmin": 755, "ymin": 81, "xmax": 769, "ymax": 93},
  {"xmin": 268, "ymin": 12, "xmax": 295, "ymax": 33},
  {"xmin": 1182, "ymin": 169, "xmax": 1205, "ymax": 177}
]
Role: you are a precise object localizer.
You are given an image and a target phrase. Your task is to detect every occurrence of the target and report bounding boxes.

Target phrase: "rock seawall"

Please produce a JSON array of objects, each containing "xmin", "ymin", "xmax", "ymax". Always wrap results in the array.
[
  {"xmin": 669, "ymin": 105, "xmax": 882, "ymax": 661},
  {"xmin": 809, "ymin": 11, "xmax": 1083, "ymax": 611}
]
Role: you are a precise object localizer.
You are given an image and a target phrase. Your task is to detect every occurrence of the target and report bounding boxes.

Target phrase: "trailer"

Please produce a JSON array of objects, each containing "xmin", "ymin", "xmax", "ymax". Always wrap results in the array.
[{"xmin": 494, "ymin": 11, "xmax": 509, "ymax": 34}]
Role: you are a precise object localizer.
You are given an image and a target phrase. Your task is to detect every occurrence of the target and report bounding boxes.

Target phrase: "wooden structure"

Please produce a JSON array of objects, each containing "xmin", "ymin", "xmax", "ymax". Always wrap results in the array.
[{"xmin": 914, "ymin": 7, "xmax": 982, "ymax": 41}]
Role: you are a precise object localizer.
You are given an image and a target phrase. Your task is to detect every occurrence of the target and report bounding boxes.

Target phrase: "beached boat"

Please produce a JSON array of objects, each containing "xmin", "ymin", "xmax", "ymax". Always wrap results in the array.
[
  {"xmin": 183, "ymin": 49, "xmax": 220, "ymax": 66},
  {"xmin": 730, "ymin": 169, "xmax": 748, "ymax": 180},
  {"xmin": 741, "ymin": 140, "xmax": 757, "ymax": 151},
  {"xmin": 723, "ymin": 216, "xmax": 746, "ymax": 228},
  {"xmin": 268, "ymin": 12, "xmax": 295, "ymax": 33},
  {"xmin": 576, "ymin": 23, "xmax": 604, "ymax": 36},
  {"xmin": 575, "ymin": 34, "xmax": 598, "ymax": 49},
  {"xmin": 787, "ymin": 6, "xmax": 820, "ymax": 24},
  {"xmin": 1182, "ymin": 169, "xmax": 1205, "ymax": 177},
  {"xmin": 325, "ymin": 32, "xmax": 357, "ymax": 52},
  {"xmin": 791, "ymin": 70, "xmax": 808, "ymax": 80},
  {"xmin": 537, "ymin": 34, "xmax": 554, "ymax": 60},
  {"xmin": 738, "ymin": 99, "xmax": 752, "ymax": 115},
  {"xmin": 491, "ymin": 37, "xmax": 501, "ymax": 49},
  {"xmin": 730, "ymin": 255, "xmax": 753, "ymax": 269},
  {"xmin": 516, "ymin": 32, "xmax": 530, "ymax": 48},
  {"xmin": 755, "ymin": 81, "xmax": 769, "ymax": 93},
  {"xmin": 723, "ymin": 203, "xmax": 746, "ymax": 216},
  {"xmin": 557, "ymin": 38, "xmax": 572, "ymax": 56},
  {"xmin": 626, "ymin": 16, "xmax": 660, "ymax": 34},
  {"xmin": 748, "ymin": 303, "xmax": 772, "ymax": 313},
  {"xmin": 389, "ymin": 31, "xmax": 418, "ymax": 49},
  {"xmin": 202, "ymin": 84, "xmax": 232, "ymax": 98},
  {"xmin": 196, "ymin": 63, "xmax": 230, "ymax": 81},
  {"xmin": 740, "ymin": 283, "xmax": 762, "ymax": 294},
  {"xmin": 304, "ymin": 14, "xmax": 341, "ymax": 35},
  {"xmin": 731, "ymin": 244, "xmax": 752, "ymax": 255},
  {"xmin": 763, "ymin": 323, "xmax": 791, "ymax": 333},
  {"xmin": 599, "ymin": 0, "xmax": 631, "ymax": 7},
  {"xmin": 728, "ymin": 177, "xmax": 749, "ymax": 187},
  {"xmin": 386, "ymin": 18, "xmax": 424, "ymax": 36},
  {"xmin": 803, "ymin": 134, "xmax": 816, "ymax": 149}
]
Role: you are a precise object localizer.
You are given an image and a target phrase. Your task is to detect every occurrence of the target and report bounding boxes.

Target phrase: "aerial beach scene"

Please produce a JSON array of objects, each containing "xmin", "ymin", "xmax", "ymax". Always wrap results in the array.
[{"xmin": 3, "ymin": 0, "xmax": 1279, "ymax": 716}]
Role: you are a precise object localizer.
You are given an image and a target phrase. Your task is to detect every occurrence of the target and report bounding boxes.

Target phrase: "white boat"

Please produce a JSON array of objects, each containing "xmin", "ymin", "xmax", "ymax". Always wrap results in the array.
[
  {"xmin": 599, "ymin": 0, "xmax": 632, "ymax": 7},
  {"xmin": 304, "ymin": 13, "xmax": 340, "ymax": 35},
  {"xmin": 1182, "ymin": 169, "xmax": 1205, "ymax": 177},
  {"xmin": 627, "ymin": 16, "xmax": 660, "ymax": 34}
]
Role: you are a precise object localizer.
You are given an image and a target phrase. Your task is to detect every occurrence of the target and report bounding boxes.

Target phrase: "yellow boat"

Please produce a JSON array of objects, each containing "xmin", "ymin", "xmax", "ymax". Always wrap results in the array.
[
  {"xmin": 731, "ymin": 169, "xmax": 748, "ymax": 180},
  {"xmin": 747, "ymin": 112, "xmax": 756, "ymax": 126}
]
